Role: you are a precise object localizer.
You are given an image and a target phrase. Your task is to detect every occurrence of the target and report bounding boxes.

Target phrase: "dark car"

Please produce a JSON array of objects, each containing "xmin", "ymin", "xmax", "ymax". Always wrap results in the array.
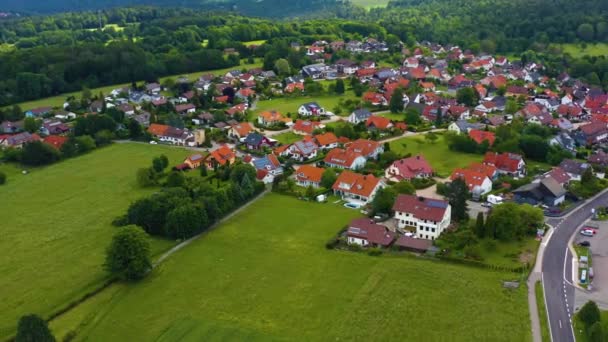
[{"xmin": 578, "ymin": 241, "xmax": 591, "ymax": 247}]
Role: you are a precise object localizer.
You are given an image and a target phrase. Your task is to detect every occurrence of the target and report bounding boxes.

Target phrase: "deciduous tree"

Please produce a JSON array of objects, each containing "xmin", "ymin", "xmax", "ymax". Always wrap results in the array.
[
  {"xmin": 104, "ymin": 225, "xmax": 151, "ymax": 281},
  {"xmin": 16, "ymin": 314, "xmax": 55, "ymax": 342}
]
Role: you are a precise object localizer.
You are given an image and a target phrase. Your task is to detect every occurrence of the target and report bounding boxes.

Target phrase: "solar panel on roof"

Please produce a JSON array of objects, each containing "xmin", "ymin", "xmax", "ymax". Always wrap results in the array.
[
  {"xmin": 349, "ymin": 228, "xmax": 360, "ymax": 234},
  {"xmin": 427, "ymin": 200, "xmax": 448, "ymax": 208}
]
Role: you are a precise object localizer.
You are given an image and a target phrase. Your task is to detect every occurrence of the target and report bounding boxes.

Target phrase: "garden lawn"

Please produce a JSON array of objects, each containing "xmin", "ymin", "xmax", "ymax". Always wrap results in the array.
[
  {"xmin": 477, "ymin": 238, "xmax": 540, "ymax": 269},
  {"xmin": 0, "ymin": 143, "xmax": 192, "ymax": 340},
  {"xmin": 389, "ymin": 134, "xmax": 482, "ymax": 176},
  {"xmin": 51, "ymin": 194, "xmax": 530, "ymax": 341},
  {"xmin": 11, "ymin": 59, "xmax": 263, "ymax": 111},
  {"xmin": 252, "ymin": 91, "xmax": 359, "ymax": 118},
  {"xmin": 272, "ymin": 132, "xmax": 303, "ymax": 144}
]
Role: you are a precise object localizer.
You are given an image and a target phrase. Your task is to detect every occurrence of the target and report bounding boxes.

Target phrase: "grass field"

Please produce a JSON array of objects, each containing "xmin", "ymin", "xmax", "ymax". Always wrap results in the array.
[
  {"xmin": 50, "ymin": 194, "xmax": 530, "ymax": 341},
  {"xmin": 478, "ymin": 238, "xmax": 539, "ymax": 269},
  {"xmin": 535, "ymin": 281, "xmax": 550, "ymax": 342},
  {"xmin": 272, "ymin": 131, "xmax": 302, "ymax": 144},
  {"xmin": 11, "ymin": 59, "xmax": 263, "ymax": 111},
  {"xmin": 377, "ymin": 111, "xmax": 405, "ymax": 121},
  {"xmin": 556, "ymin": 43, "xmax": 608, "ymax": 58},
  {"xmin": 351, "ymin": 0, "xmax": 390, "ymax": 9},
  {"xmin": 242, "ymin": 40, "xmax": 267, "ymax": 46},
  {"xmin": 253, "ymin": 91, "xmax": 359, "ymax": 118},
  {"xmin": 0, "ymin": 143, "xmax": 193, "ymax": 340},
  {"xmin": 573, "ymin": 311, "xmax": 608, "ymax": 342},
  {"xmin": 389, "ymin": 134, "xmax": 482, "ymax": 176}
]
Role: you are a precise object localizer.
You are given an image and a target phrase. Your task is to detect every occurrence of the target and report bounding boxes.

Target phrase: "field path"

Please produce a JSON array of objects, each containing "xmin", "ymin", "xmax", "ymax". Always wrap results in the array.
[{"xmin": 153, "ymin": 189, "xmax": 269, "ymax": 267}]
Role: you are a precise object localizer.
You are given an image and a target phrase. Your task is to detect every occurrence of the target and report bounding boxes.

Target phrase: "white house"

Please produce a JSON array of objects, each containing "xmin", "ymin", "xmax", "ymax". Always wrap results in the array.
[
  {"xmin": 348, "ymin": 109, "xmax": 373, "ymax": 124},
  {"xmin": 298, "ymin": 102, "xmax": 326, "ymax": 116},
  {"xmin": 392, "ymin": 194, "xmax": 451, "ymax": 240},
  {"xmin": 450, "ymin": 169, "xmax": 493, "ymax": 195},
  {"xmin": 331, "ymin": 171, "xmax": 384, "ymax": 204}
]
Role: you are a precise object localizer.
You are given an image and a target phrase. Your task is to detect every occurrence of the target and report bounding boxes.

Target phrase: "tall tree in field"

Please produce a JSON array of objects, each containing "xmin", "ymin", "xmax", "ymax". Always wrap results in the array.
[
  {"xmin": 335, "ymin": 79, "xmax": 345, "ymax": 94},
  {"xmin": 389, "ymin": 87, "xmax": 404, "ymax": 113},
  {"xmin": 475, "ymin": 212, "xmax": 485, "ymax": 238},
  {"xmin": 16, "ymin": 314, "xmax": 55, "ymax": 342},
  {"xmin": 446, "ymin": 178, "xmax": 469, "ymax": 222},
  {"xmin": 104, "ymin": 226, "xmax": 152, "ymax": 281}
]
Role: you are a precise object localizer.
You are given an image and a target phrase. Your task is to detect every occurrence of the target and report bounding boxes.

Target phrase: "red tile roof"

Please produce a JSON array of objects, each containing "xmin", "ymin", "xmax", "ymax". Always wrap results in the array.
[
  {"xmin": 483, "ymin": 152, "xmax": 523, "ymax": 173},
  {"xmin": 324, "ymin": 148, "xmax": 362, "ymax": 168},
  {"xmin": 450, "ymin": 168, "xmax": 489, "ymax": 191},
  {"xmin": 468, "ymin": 129, "xmax": 495, "ymax": 146},
  {"xmin": 314, "ymin": 132, "xmax": 338, "ymax": 146},
  {"xmin": 43, "ymin": 135, "xmax": 68, "ymax": 150},
  {"xmin": 366, "ymin": 115, "xmax": 392, "ymax": 130},
  {"xmin": 387, "ymin": 155, "xmax": 433, "ymax": 180},
  {"xmin": 293, "ymin": 120, "xmax": 322, "ymax": 134},
  {"xmin": 332, "ymin": 171, "xmax": 381, "ymax": 198},
  {"xmin": 295, "ymin": 165, "xmax": 324, "ymax": 184}
]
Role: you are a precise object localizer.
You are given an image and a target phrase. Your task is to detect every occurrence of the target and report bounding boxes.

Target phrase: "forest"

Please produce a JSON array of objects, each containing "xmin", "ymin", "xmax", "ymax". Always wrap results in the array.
[{"xmin": 0, "ymin": 0, "xmax": 606, "ymax": 106}]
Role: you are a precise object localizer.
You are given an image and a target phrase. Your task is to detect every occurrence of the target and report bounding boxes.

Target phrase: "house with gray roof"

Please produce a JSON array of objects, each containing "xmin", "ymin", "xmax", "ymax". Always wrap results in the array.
[
  {"xmin": 347, "ymin": 109, "xmax": 373, "ymax": 124},
  {"xmin": 448, "ymin": 120, "xmax": 485, "ymax": 134},
  {"xmin": 513, "ymin": 177, "xmax": 566, "ymax": 207}
]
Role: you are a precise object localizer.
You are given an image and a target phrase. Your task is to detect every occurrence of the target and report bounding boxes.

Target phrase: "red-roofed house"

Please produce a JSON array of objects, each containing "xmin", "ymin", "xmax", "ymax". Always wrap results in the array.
[
  {"xmin": 332, "ymin": 171, "xmax": 384, "ymax": 204},
  {"xmin": 295, "ymin": 165, "xmax": 325, "ymax": 188},
  {"xmin": 346, "ymin": 218, "xmax": 396, "ymax": 247},
  {"xmin": 468, "ymin": 129, "xmax": 496, "ymax": 146},
  {"xmin": 450, "ymin": 168, "xmax": 492, "ymax": 194},
  {"xmin": 324, "ymin": 148, "xmax": 366, "ymax": 170},
  {"xmin": 293, "ymin": 120, "xmax": 323, "ymax": 135},
  {"xmin": 385, "ymin": 155, "xmax": 434, "ymax": 182},
  {"xmin": 346, "ymin": 139, "xmax": 384, "ymax": 159},
  {"xmin": 43, "ymin": 135, "xmax": 68, "ymax": 150},
  {"xmin": 365, "ymin": 116, "xmax": 393, "ymax": 131},
  {"xmin": 545, "ymin": 167, "xmax": 571, "ymax": 186},
  {"xmin": 393, "ymin": 194, "xmax": 451, "ymax": 240},
  {"xmin": 362, "ymin": 92, "xmax": 388, "ymax": 106},
  {"xmin": 314, "ymin": 132, "xmax": 338, "ymax": 149},
  {"xmin": 203, "ymin": 145, "xmax": 236, "ymax": 169},
  {"xmin": 483, "ymin": 152, "xmax": 526, "ymax": 177}
]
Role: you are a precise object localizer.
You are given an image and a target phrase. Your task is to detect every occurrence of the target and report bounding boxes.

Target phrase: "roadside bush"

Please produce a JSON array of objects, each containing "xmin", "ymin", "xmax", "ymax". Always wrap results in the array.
[
  {"xmin": 0, "ymin": 171, "xmax": 6, "ymax": 185},
  {"xmin": 578, "ymin": 300, "xmax": 601, "ymax": 328},
  {"xmin": 411, "ymin": 177, "xmax": 436, "ymax": 189}
]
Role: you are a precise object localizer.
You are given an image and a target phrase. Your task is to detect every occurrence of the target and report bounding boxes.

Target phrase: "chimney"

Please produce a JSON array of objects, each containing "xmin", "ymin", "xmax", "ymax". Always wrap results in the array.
[{"xmin": 416, "ymin": 155, "xmax": 420, "ymax": 160}]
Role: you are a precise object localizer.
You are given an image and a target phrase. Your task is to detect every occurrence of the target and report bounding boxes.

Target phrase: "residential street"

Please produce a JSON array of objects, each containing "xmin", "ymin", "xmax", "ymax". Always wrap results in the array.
[{"xmin": 541, "ymin": 189, "xmax": 608, "ymax": 342}]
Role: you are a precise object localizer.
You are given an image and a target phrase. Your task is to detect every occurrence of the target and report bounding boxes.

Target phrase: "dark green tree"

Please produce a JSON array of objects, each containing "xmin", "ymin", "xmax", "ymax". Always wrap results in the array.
[
  {"xmin": 136, "ymin": 168, "xmax": 157, "ymax": 188},
  {"xmin": 165, "ymin": 204, "xmax": 207, "ymax": 239},
  {"xmin": 104, "ymin": 225, "xmax": 151, "ymax": 281},
  {"xmin": 456, "ymin": 87, "xmax": 480, "ymax": 107},
  {"xmin": 21, "ymin": 141, "xmax": 61, "ymax": 166},
  {"xmin": 446, "ymin": 178, "xmax": 469, "ymax": 222},
  {"xmin": 335, "ymin": 79, "xmax": 345, "ymax": 94},
  {"xmin": 475, "ymin": 212, "xmax": 485, "ymax": 238},
  {"xmin": 166, "ymin": 171, "xmax": 185, "ymax": 188},
  {"xmin": 371, "ymin": 187, "xmax": 397, "ymax": 215},
  {"xmin": 16, "ymin": 314, "xmax": 55, "ymax": 342},
  {"xmin": 389, "ymin": 87, "xmax": 405, "ymax": 113},
  {"xmin": 578, "ymin": 301, "xmax": 601, "ymax": 328},
  {"xmin": 321, "ymin": 168, "xmax": 338, "ymax": 189}
]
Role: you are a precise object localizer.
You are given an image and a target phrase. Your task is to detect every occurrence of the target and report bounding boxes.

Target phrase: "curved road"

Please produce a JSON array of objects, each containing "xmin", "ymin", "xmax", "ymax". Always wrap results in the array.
[{"xmin": 542, "ymin": 189, "xmax": 608, "ymax": 342}]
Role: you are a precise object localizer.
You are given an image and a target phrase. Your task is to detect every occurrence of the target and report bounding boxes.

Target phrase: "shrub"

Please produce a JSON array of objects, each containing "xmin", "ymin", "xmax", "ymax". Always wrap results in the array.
[
  {"xmin": 325, "ymin": 237, "xmax": 340, "ymax": 250},
  {"xmin": 578, "ymin": 301, "xmax": 601, "ymax": 328},
  {"xmin": 0, "ymin": 171, "xmax": 6, "ymax": 185},
  {"xmin": 464, "ymin": 244, "xmax": 483, "ymax": 261},
  {"xmin": 111, "ymin": 214, "xmax": 129, "ymax": 227},
  {"xmin": 368, "ymin": 247, "xmax": 383, "ymax": 256},
  {"xmin": 16, "ymin": 314, "xmax": 55, "ymax": 342},
  {"xmin": 411, "ymin": 177, "xmax": 436, "ymax": 189}
]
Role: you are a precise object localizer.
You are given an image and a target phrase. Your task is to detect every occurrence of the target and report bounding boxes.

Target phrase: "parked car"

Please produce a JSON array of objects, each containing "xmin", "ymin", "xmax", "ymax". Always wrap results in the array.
[
  {"xmin": 578, "ymin": 241, "xmax": 591, "ymax": 247},
  {"xmin": 149, "ymin": 140, "xmax": 158, "ymax": 145},
  {"xmin": 580, "ymin": 229, "xmax": 595, "ymax": 237}
]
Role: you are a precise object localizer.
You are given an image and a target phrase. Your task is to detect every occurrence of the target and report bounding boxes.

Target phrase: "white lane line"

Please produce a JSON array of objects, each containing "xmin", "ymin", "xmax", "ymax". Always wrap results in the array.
[
  {"xmin": 541, "ymin": 273, "xmax": 555, "ymax": 342},
  {"xmin": 559, "ymin": 320, "xmax": 563, "ymax": 329}
]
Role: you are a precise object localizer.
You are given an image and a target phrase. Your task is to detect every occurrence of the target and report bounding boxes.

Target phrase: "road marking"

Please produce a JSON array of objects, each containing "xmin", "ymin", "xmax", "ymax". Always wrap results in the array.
[
  {"xmin": 563, "ymin": 248, "xmax": 574, "ymax": 286},
  {"xmin": 559, "ymin": 320, "xmax": 562, "ymax": 329},
  {"xmin": 541, "ymin": 273, "xmax": 554, "ymax": 342}
]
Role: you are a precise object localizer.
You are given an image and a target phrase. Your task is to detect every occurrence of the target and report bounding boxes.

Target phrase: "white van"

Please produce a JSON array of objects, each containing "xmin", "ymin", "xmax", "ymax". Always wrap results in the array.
[{"xmin": 487, "ymin": 195, "xmax": 504, "ymax": 205}]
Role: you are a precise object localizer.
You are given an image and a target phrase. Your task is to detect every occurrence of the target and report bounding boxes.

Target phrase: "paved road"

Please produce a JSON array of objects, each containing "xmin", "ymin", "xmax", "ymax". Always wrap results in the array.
[{"xmin": 542, "ymin": 189, "xmax": 608, "ymax": 342}]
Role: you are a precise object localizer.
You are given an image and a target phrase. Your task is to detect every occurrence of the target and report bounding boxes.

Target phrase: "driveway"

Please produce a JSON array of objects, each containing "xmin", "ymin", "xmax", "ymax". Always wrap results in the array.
[
  {"xmin": 468, "ymin": 200, "xmax": 490, "ymax": 218},
  {"xmin": 574, "ymin": 220, "xmax": 608, "ymax": 310},
  {"xmin": 414, "ymin": 176, "xmax": 448, "ymax": 200}
]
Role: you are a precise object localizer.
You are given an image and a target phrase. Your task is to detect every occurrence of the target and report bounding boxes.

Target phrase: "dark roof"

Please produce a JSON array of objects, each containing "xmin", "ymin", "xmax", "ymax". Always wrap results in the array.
[
  {"xmin": 395, "ymin": 236, "xmax": 431, "ymax": 251},
  {"xmin": 558, "ymin": 159, "xmax": 591, "ymax": 176},
  {"xmin": 392, "ymin": 194, "xmax": 449, "ymax": 222},
  {"xmin": 347, "ymin": 218, "xmax": 395, "ymax": 247}
]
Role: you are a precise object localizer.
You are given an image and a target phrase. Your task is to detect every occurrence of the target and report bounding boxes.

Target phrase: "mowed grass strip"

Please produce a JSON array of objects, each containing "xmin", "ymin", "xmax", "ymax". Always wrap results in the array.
[
  {"xmin": 389, "ymin": 134, "xmax": 482, "ymax": 176},
  {"xmin": 252, "ymin": 91, "xmax": 359, "ymax": 117},
  {"xmin": 55, "ymin": 194, "xmax": 530, "ymax": 341},
  {"xmin": 0, "ymin": 143, "xmax": 191, "ymax": 339}
]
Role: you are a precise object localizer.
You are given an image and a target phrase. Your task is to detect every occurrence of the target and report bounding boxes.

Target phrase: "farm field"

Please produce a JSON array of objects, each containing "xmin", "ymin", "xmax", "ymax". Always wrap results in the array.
[
  {"xmin": 0, "ymin": 143, "xmax": 192, "ymax": 340},
  {"xmin": 389, "ymin": 134, "xmax": 482, "ymax": 176},
  {"xmin": 11, "ymin": 59, "xmax": 263, "ymax": 111},
  {"xmin": 50, "ymin": 194, "xmax": 530, "ymax": 341}
]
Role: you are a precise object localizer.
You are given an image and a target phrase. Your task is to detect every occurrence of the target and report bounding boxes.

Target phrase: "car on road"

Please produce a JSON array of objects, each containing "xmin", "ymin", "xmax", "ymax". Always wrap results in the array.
[
  {"xmin": 149, "ymin": 140, "xmax": 158, "ymax": 145},
  {"xmin": 481, "ymin": 202, "xmax": 492, "ymax": 208},
  {"xmin": 578, "ymin": 241, "xmax": 591, "ymax": 247},
  {"xmin": 580, "ymin": 229, "xmax": 595, "ymax": 237}
]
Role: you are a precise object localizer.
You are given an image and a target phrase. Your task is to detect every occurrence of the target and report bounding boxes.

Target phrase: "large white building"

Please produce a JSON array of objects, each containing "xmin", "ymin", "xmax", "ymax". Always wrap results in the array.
[{"xmin": 392, "ymin": 194, "xmax": 451, "ymax": 240}]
